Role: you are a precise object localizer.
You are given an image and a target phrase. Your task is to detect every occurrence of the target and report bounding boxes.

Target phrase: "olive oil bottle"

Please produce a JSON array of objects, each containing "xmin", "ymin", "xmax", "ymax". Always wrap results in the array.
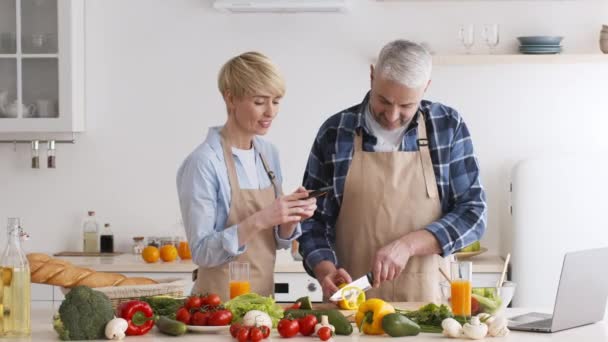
[{"xmin": 0, "ymin": 218, "xmax": 31, "ymax": 337}]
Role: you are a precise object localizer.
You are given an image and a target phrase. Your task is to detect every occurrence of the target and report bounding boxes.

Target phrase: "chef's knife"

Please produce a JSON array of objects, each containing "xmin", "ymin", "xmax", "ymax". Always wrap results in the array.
[{"xmin": 329, "ymin": 272, "xmax": 374, "ymax": 302}]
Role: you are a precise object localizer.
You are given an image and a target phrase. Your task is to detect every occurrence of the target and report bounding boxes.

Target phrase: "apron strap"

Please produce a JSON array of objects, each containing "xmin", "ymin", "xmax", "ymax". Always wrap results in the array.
[
  {"xmin": 416, "ymin": 113, "xmax": 439, "ymax": 199},
  {"xmin": 259, "ymin": 150, "xmax": 281, "ymax": 197},
  {"xmin": 354, "ymin": 131, "xmax": 363, "ymax": 152},
  {"xmin": 220, "ymin": 129, "xmax": 242, "ymax": 199}
]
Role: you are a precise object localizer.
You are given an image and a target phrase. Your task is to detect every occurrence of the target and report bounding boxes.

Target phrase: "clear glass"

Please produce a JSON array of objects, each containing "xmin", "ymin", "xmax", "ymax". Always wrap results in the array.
[
  {"xmin": 482, "ymin": 24, "xmax": 500, "ymax": 54},
  {"xmin": 21, "ymin": 0, "xmax": 58, "ymax": 54},
  {"xmin": 0, "ymin": 218, "xmax": 31, "ymax": 337},
  {"xmin": 22, "ymin": 58, "xmax": 58, "ymax": 118},
  {"xmin": 0, "ymin": 0, "xmax": 17, "ymax": 54},
  {"xmin": 82, "ymin": 211, "xmax": 99, "ymax": 253},
  {"xmin": 450, "ymin": 261, "xmax": 472, "ymax": 319},
  {"xmin": 0, "ymin": 58, "xmax": 18, "ymax": 118},
  {"xmin": 229, "ymin": 261, "xmax": 250, "ymax": 299},
  {"xmin": 458, "ymin": 24, "xmax": 475, "ymax": 54},
  {"xmin": 30, "ymin": 140, "xmax": 39, "ymax": 169}
]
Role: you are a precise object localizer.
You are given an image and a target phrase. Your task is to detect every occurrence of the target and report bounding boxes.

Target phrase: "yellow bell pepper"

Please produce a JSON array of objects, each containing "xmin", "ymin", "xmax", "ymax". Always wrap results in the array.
[
  {"xmin": 337, "ymin": 284, "xmax": 366, "ymax": 310},
  {"xmin": 355, "ymin": 298, "xmax": 395, "ymax": 335}
]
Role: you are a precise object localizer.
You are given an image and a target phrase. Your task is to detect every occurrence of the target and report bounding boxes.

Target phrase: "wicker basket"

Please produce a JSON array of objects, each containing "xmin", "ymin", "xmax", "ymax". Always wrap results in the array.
[{"xmin": 61, "ymin": 278, "xmax": 185, "ymax": 309}]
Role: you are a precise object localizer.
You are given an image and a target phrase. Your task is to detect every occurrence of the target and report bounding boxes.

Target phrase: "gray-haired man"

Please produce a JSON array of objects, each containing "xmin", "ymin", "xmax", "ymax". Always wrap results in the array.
[{"xmin": 298, "ymin": 40, "xmax": 487, "ymax": 302}]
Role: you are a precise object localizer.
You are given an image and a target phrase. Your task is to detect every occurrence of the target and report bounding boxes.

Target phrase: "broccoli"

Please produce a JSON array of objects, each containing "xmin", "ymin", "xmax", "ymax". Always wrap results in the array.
[{"xmin": 53, "ymin": 286, "xmax": 115, "ymax": 340}]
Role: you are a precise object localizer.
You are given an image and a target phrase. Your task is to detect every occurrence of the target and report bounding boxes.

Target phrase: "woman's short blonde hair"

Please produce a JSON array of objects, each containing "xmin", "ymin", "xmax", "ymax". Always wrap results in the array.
[{"xmin": 218, "ymin": 51, "xmax": 285, "ymax": 99}]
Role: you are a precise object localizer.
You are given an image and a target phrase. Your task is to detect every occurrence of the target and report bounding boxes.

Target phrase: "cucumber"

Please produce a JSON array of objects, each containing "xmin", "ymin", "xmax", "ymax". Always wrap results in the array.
[
  {"xmin": 295, "ymin": 296, "xmax": 313, "ymax": 310},
  {"xmin": 284, "ymin": 309, "xmax": 353, "ymax": 335},
  {"xmin": 382, "ymin": 313, "xmax": 421, "ymax": 337},
  {"xmin": 156, "ymin": 316, "xmax": 187, "ymax": 336}
]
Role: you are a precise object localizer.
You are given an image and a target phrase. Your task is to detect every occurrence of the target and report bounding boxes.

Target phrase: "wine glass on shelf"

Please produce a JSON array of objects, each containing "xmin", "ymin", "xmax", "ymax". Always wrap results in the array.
[
  {"xmin": 459, "ymin": 24, "xmax": 475, "ymax": 54},
  {"xmin": 482, "ymin": 24, "xmax": 500, "ymax": 54}
]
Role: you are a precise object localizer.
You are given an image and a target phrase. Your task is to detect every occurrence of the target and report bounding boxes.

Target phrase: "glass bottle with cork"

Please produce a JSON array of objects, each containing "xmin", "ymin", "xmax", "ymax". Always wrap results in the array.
[
  {"xmin": 99, "ymin": 223, "xmax": 114, "ymax": 253},
  {"xmin": 82, "ymin": 211, "xmax": 99, "ymax": 253},
  {"xmin": 0, "ymin": 217, "xmax": 31, "ymax": 337}
]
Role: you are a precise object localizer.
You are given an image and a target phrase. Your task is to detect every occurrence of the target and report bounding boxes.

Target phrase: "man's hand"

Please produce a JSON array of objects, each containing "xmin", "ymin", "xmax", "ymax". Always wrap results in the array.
[
  {"xmin": 372, "ymin": 238, "xmax": 412, "ymax": 288},
  {"xmin": 313, "ymin": 261, "xmax": 353, "ymax": 301}
]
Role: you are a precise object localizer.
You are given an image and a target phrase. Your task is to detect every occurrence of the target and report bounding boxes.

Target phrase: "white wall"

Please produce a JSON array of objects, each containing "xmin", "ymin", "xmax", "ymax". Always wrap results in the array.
[{"xmin": 1, "ymin": 0, "xmax": 608, "ymax": 257}]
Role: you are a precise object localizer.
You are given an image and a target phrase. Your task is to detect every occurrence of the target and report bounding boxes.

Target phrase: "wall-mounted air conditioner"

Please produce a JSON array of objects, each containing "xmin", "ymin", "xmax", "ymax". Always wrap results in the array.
[{"xmin": 213, "ymin": 0, "xmax": 349, "ymax": 13}]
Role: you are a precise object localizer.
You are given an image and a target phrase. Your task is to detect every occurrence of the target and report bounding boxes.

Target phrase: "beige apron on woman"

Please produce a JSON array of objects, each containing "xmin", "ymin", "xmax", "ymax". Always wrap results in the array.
[
  {"xmin": 335, "ymin": 113, "xmax": 448, "ymax": 302},
  {"xmin": 194, "ymin": 132, "xmax": 279, "ymax": 301}
]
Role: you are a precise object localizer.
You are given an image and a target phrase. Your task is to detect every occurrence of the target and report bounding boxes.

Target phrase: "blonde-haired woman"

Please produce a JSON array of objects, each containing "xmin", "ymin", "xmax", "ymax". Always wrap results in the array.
[{"xmin": 177, "ymin": 52, "xmax": 316, "ymax": 300}]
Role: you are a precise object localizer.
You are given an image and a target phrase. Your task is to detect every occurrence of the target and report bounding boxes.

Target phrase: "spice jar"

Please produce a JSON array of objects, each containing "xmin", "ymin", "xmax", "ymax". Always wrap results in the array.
[
  {"xmin": 132, "ymin": 236, "xmax": 145, "ymax": 254},
  {"xmin": 147, "ymin": 236, "xmax": 159, "ymax": 248},
  {"xmin": 160, "ymin": 236, "xmax": 174, "ymax": 247}
]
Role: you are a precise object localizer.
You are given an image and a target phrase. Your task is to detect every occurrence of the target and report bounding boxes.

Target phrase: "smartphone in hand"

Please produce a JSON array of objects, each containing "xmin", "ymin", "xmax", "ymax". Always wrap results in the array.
[{"xmin": 305, "ymin": 186, "xmax": 333, "ymax": 199}]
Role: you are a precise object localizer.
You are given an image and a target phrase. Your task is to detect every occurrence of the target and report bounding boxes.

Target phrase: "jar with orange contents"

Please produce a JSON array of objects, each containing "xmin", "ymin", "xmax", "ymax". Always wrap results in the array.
[{"xmin": 177, "ymin": 237, "xmax": 191, "ymax": 260}]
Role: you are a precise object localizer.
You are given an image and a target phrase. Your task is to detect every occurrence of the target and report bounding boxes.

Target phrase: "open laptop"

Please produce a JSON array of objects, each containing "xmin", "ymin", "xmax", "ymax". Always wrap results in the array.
[{"xmin": 508, "ymin": 247, "xmax": 608, "ymax": 333}]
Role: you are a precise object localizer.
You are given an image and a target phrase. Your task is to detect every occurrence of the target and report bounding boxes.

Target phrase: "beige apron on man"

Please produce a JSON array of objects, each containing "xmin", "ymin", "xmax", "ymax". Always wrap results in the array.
[
  {"xmin": 336, "ymin": 113, "xmax": 449, "ymax": 302},
  {"xmin": 194, "ymin": 131, "xmax": 279, "ymax": 301}
]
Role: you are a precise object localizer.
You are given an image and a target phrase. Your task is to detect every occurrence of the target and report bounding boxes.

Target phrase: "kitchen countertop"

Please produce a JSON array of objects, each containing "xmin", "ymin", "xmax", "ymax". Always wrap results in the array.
[
  {"xmin": 19, "ymin": 302, "xmax": 608, "ymax": 341},
  {"xmin": 55, "ymin": 252, "xmax": 505, "ymax": 274}
]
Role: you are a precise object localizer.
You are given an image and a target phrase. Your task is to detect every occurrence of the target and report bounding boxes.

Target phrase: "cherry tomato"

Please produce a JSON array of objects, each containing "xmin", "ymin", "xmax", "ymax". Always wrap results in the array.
[
  {"xmin": 206, "ymin": 293, "xmax": 221, "ymax": 308},
  {"xmin": 249, "ymin": 327, "xmax": 264, "ymax": 342},
  {"xmin": 237, "ymin": 327, "xmax": 250, "ymax": 342},
  {"xmin": 208, "ymin": 309, "xmax": 233, "ymax": 326},
  {"xmin": 191, "ymin": 311, "xmax": 210, "ymax": 326},
  {"xmin": 277, "ymin": 318, "xmax": 299, "ymax": 338},
  {"xmin": 259, "ymin": 325, "xmax": 271, "ymax": 338},
  {"xmin": 298, "ymin": 314, "xmax": 318, "ymax": 336},
  {"xmin": 185, "ymin": 296, "xmax": 202, "ymax": 310},
  {"xmin": 318, "ymin": 326, "xmax": 332, "ymax": 341},
  {"xmin": 175, "ymin": 307, "xmax": 191, "ymax": 325},
  {"xmin": 230, "ymin": 323, "xmax": 242, "ymax": 338}
]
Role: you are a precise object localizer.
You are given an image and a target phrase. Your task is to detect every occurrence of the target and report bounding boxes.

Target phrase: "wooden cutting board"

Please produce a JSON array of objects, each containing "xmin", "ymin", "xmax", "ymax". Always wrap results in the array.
[{"xmin": 53, "ymin": 251, "xmax": 123, "ymax": 257}]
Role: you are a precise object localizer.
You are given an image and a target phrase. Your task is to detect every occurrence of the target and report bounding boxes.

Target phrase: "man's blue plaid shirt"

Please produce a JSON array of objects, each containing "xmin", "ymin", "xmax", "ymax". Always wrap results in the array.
[{"xmin": 298, "ymin": 92, "xmax": 487, "ymax": 275}]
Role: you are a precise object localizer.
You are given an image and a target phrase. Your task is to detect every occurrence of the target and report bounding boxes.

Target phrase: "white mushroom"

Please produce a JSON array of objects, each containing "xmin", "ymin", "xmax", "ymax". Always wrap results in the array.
[
  {"xmin": 105, "ymin": 317, "xmax": 128, "ymax": 340},
  {"xmin": 488, "ymin": 316, "xmax": 510, "ymax": 337},
  {"xmin": 441, "ymin": 318, "xmax": 463, "ymax": 338},
  {"xmin": 462, "ymin": 316, "xmax": 488, "ymax": 340}
]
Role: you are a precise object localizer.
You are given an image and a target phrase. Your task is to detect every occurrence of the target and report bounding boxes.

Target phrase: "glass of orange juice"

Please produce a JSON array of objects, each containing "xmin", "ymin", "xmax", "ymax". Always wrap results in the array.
[
  {"xmin": 450, "ymin": 261, "xmax": 472, "ymax": 319},
  {"xmin": 229, "ymin": 261, "xmax": 250, "ymax": 299}
]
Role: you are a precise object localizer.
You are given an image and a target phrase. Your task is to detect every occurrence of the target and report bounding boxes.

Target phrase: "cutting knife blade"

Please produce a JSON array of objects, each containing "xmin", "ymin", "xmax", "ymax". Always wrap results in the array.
[{"xmin": 329, "ymin": 272, "xmax": 374, "ymax": 301}]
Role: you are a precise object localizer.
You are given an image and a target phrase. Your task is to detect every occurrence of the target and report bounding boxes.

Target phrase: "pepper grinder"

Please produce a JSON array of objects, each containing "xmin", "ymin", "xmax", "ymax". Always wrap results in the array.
[
  {"xmin": 31, "ymin": 140, "xmax": 39, "ymax": 169},
  {"xmin": 47, "ymin": 140, "xmax": 56, "ymax": 168}
]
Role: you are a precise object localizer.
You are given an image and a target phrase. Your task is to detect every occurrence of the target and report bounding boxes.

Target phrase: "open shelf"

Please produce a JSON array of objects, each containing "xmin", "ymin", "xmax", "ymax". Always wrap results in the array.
[{"xmin": 432, "ymin": 54, "xmax": 608, "ymax": 65}]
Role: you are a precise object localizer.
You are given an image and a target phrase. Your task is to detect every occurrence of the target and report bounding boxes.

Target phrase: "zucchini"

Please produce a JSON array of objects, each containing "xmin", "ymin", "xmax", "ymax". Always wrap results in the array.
[
  {"xmin": 156, "ymin": 316, "xmax": 187, "ymax": 336},
  {"xmin": 382, "ymin": 313, "xmax": 421, "ymax": 337},
  {"xmin": 284, "ymin": 309, "xmax": 353, "ymax": 335}
]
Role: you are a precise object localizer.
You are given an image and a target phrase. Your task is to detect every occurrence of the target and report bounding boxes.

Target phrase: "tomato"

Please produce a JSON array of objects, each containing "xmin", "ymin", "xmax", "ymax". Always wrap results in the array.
[
  {"xmin": 208, "ymin": 309, "xmax": 233, "ymax": 326},
  {"xmin": 206, "ymin": 293, "xmax": 221, "ymax": 308},
  {"xmin": 277, "ymin": 318, "xmax": 299, "ymax": 338},
  {"xmin": 249, "ymin": 327, "xmax": 264, "ymax": 342},
  {"xmin": 298, "ymin": 314, "xmax": 318, "ymax": 336},
  {"xmin": 259, "ymin": 325, "xmax": 271, "ymax": 338},
  {"xmin": 230, "ymin": 323, "xmax": 242, "ymax": 338},
  {"xmin": 471, "ymin": 297, "xmax": 480, "ymax": 315},
  {"xmin": 191, "ymin": 311, "xmax": 210, "ymax": 326},
  {"xmin": 237, "ymin": 327, "xmax": 250, "ymax": 342},
  {"xmin": 317, "ymin": 326, "xmax": 332, "ymax": 341},
  {"xmin": 185, "ymin": 296, "xmax": 202, "ymax": 310},
  {"xmin": 175, "ymin": 307, "xmax": 191, "ymax": 325}
]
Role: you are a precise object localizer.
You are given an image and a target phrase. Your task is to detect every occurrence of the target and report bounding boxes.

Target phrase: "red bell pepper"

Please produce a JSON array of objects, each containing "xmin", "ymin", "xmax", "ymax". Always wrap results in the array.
[{"xmin": 118, "ymin": 300, "xmax": 155, "ymax": 336}]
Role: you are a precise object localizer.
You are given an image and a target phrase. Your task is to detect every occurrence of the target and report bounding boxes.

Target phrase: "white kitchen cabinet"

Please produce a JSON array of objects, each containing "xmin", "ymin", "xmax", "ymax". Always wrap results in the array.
[{"xmin": 0, "ymin": 0, "xmax": 85, "ymax": 133}]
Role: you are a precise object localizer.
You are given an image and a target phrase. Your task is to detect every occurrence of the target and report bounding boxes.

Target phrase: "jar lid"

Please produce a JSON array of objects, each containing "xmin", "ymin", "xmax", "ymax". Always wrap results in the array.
[{"xmin": 133, "ymin": 236, "xmax": 144, "ymax": 241}]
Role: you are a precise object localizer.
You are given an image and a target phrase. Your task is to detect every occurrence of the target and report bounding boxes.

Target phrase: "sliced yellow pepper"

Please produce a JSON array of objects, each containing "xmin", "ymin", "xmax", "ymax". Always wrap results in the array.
[
  {"xmin": 355, "ymin": 298, "xmax": 395, "ymax": 335},
  {"xmin": 337, "ymin": 284, "xmax": 365, "ymax": 310}
]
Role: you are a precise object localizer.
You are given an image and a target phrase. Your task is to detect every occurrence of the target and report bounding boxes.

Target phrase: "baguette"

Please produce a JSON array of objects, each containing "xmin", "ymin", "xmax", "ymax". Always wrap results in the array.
[{"xmin": 27, "ymin": 253, "xmax": 158, "ymax": 288}]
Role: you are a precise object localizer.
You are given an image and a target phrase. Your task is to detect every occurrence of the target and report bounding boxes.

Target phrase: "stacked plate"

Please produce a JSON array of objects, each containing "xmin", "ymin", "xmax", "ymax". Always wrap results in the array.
[{"xmin": 517, "ymin": 36, "xmax": 563, "ymax": 54}]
